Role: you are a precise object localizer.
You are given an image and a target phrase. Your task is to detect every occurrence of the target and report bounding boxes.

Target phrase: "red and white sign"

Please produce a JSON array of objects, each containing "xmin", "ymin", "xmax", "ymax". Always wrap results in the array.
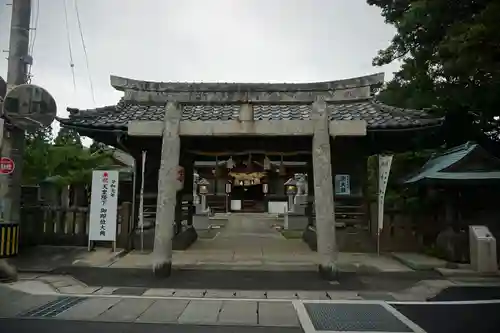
[
  {"xmin": 0, "ymin": 157, "xmax": 15, "ymax": 175},
  {"xmin": 89, "ymin": 170, "xmax": 119, "ymax": 241}
]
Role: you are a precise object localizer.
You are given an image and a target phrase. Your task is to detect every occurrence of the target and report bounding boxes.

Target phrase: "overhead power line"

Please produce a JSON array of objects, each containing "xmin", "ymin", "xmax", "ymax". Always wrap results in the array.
[
  {"xmin": 74, "ymin": 0, "xmax": 96, "ymax": 105},
  {"xmin": 63, "ymin": 0, "xmax": 76, "ymax": 91},
  {"xmin": 27, "ymin": 0, "xmax": 39, "ymax": 82}
]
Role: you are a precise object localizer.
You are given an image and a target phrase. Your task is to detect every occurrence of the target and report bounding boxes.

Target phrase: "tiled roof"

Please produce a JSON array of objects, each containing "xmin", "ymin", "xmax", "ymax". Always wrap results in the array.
[
  {"xmin": 405, "ymin": 143, "xmax": 477, "ymax": 184},
  {"xmin": 253, "ymin": 104, "xmax": 312, "ymax": 120},
  {"xmin": 328, "ymin": 101, "xmax": 441, "ymax": 129},
  {"xmin": 404, "ymin": 142, "xmax": 500, "ymax": 183},
  {"xmin": 182, "ymin": 104, "xmax": 240, "ymax": 121},
  {"xmin": 58, "ymin": 99, "xmax": 442, "ymax": 130}
]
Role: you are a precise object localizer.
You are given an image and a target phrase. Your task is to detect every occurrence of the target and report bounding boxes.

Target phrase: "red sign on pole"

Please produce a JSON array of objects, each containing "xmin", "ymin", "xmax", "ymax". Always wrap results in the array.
[{"xmin": 0, "ymin": 157, "xmax": 15, "ymax": 175}]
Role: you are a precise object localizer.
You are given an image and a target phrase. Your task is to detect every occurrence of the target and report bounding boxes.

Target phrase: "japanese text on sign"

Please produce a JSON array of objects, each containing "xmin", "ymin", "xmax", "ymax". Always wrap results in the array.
[{"xmin": 89, "ymin": 170, "xmax": 119, "ymax": 242}]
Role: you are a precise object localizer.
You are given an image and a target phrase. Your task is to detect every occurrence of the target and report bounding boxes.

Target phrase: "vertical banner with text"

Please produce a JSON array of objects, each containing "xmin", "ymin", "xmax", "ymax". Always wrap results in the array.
[
  {"xmin": 89, "ymin": 170, "xmax": 119, "ymax": 242},
  {"xmin": 378, "ymin": 155, "xmax": 393, "ymax": 232}
]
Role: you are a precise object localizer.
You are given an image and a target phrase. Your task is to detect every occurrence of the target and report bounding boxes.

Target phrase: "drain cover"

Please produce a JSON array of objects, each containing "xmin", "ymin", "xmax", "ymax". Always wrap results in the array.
[
  {"xmin": 18, "ymin": 296, "xmax": 85, "ymax": 318},
  {"xmin": 296, "ymin": 301, "xmax": 425, "ymax": 332}
]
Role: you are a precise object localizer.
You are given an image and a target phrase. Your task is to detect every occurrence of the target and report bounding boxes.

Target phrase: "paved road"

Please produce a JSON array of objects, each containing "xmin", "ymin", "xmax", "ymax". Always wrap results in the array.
[
  {"xmin": 53, "ymin": 267, "xmax": 365, "ymax": 290},
  {"xmin": 0, "ymin": 319, "xmax": 302, "ymax": 333},
  {"xmin": 393, "ymin": 302, "xmax": 500, "ymax": 333},
  {"xmin": 52, "ymin": 266, "xmax": 438, "ymax": 292},
  {"xmin": 429, "ymin": 286, "xmax": 500, "ymax": 301},
  {"xmin": 2, "ymin": 303, "xmax": 500, "ymax": 333}
]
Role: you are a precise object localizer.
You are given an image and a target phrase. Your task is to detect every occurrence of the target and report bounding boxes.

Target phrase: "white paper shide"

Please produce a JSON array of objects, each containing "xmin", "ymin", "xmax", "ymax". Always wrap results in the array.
[{"xmin": 89, "ymin": 170, "xmax": 119, "ymax": 241}]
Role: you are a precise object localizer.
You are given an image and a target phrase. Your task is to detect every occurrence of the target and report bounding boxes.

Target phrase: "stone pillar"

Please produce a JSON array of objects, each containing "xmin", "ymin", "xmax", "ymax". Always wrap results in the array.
[
  {"xmin": 306, "ymin": 157, "xmax": 314, "ymax": 227},
  {"xmin": 153, "ymin": 101, "xmax": 181, "ymax": 277},
  {"xmin": 311, "ymin": 100, "xmax": 337, "ymax": 280}
]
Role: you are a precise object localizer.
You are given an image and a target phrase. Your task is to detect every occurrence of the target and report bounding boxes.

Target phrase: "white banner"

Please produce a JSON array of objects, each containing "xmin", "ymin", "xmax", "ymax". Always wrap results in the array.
[
  {"xmin": 89, "ymin": 170, "xmax": 119, "ymax": 241},
  {"xmin": 378, "ymin": 155, "xmax": 393, "ymax": 231}
]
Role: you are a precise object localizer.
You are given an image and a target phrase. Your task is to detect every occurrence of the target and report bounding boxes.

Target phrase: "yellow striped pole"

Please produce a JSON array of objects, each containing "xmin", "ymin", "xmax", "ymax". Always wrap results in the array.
[{"xmin": 0, "ymin": 224, "xmax": 19, "ymax": 257}]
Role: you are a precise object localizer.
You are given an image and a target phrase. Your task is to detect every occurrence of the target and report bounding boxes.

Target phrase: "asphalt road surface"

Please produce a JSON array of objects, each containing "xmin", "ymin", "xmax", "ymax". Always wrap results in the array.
[
  {"xmin": 52, "ymin": 266, "xmax": 438, "ymax": 291},
  {"xmin": 429, "ymin": 286, "xmax": 500, "ymax": 301},
  {"xmin": 393, "ymin": 302, "xmax": 500, "ymax": 333}
]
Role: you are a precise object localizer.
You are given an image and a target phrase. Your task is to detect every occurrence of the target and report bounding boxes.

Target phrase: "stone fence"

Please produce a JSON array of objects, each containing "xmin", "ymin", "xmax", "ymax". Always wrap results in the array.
[{"xmin": 369, "ymin": 203, "xmax": 444, "ymax": 252}]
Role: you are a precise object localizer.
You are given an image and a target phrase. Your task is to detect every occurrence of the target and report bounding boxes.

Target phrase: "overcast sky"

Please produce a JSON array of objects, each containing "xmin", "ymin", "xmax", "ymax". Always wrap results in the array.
[{"xmin": 0, "ymin": 0, "xmax": 400, "ymax": 136}]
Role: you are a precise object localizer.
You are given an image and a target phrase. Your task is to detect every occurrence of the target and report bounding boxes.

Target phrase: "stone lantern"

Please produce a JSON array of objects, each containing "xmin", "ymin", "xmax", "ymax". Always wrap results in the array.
[
  {"xmin": 284, "ymin": 178, "xmax": 298, "ymax": 212},
  {"xmin": 196, "ymin": 178, "xmax": 210, "ymax": 213}
]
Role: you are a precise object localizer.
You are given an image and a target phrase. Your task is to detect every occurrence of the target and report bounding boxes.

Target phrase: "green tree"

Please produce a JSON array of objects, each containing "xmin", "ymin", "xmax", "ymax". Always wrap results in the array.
[
  {"xmin": 54, "ymin": 127, "xmax": 82, "ymax": 147},
  {"xmin": 368, "ymin": 0, "xmax": 500, "ymax": 146},
  {"xmin": 22, "ymin": 126, "xmax": 114, "ymax": 186},
  {"xmin": 49, "ymin": 128, "xmax": 113, "ymax": 185},
  {"xmin": 22, "ymin": 126, "xmax": 53, "ymax": 184}
]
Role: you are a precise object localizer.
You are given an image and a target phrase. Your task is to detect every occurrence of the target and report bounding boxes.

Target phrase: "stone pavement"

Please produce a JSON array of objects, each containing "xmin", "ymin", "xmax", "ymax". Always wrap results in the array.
[
  {"xmin": 111, "ymin": 250, "xmax": 415, "ymax": 273},
  {"xmin": 10, "ymin": 213, "xmax": 419, "ymax": 273},
  {"xmin": 0, "ymin": 285, "xmax": 301, "ymax": 327}
]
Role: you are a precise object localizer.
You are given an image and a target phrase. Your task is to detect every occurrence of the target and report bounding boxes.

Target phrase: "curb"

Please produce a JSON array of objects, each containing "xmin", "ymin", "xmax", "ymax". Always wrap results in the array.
[
  {"xmin": 15, "ymin": 248, "xmax": 130, "ymax": 275},
  {"xmin": 390, "ymin": 253, "xmax": 443, "ymax": 272}
]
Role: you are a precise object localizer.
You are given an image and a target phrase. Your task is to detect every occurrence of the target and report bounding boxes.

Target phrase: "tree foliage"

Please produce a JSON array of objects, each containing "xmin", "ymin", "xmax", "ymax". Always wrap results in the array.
[
  {"xmin": 366, "ymin": 0, "xmax": 500, "ymax": 211},
  {"xmin": 23, "ymin": 127, "xmax": 53, "ymax": 185},
  {"xmin": 22, "ymin": 127, "xmax": 114, "ymax": 186},
  {"xmin": 369, "ymin": 0, "xmax": 500, "ymax": 146},
  {"xmin": 54, "ymin": 126, "xmax": 83, "ymax": 147}
]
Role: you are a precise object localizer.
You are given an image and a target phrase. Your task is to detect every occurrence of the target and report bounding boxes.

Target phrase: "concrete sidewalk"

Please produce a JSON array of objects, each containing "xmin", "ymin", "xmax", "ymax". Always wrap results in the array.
[
  {"xmin": 12, "ymin": 246, "xmax": 125, "ymax": 272},
  {"xmin": 0, "ymin": 284, "xmax": 301, "ymax": 328}
]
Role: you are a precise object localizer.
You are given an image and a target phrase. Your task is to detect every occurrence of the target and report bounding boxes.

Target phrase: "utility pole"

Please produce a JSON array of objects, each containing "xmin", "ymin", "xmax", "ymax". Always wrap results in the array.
[{"xmin": 0, "ymin": 0, "xmax": 32, "ymax": 282}]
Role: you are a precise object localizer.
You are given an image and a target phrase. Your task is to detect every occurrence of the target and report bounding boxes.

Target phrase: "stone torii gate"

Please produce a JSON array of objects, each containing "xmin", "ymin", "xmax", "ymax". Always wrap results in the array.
[
  {"xmin": 57, "ymin": 72, "xmax": 443, "ymax": 279},
  {"xmin": 152, "ymin": 99, "xmax": 366, "ymax": 279}
]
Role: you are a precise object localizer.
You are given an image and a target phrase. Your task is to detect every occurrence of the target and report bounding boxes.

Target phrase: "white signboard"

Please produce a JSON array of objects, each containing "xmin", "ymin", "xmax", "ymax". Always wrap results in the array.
[
  {"xmin": 89, "ymin": 170, "xmax": 119, "ymax": 241},
  {"xmin": 378, "ymin": 155, "xmax": 393, "ymax": 231},
  {"xmin": 268, "ymin": 201, "xmax": 288, "ymax": 214},
  {"xmin": 230, "ymin": 200, "xmax": 242, "ymax": 211},
  {"xmin": 335, "ymin": 174, "xmax": 351, "ymax": 195}
]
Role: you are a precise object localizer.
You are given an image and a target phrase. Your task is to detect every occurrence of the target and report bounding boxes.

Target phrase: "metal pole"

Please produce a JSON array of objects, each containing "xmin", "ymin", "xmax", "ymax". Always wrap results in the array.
[
  {"xmin": 225, "ymin": 193, "xmax": 228, "ymax": 213},
  {"xmin": 0, "ymin": 0, "xmax": 31, "ymax": 281},
  {"xmin": 377, "ymin": 230, "xmax": 380, "ymax": 256},
  {"xmin": 139, "ymin": 151, "xmax": 146, "ymax": 252},
  {"xmin": 129, "ymin": 157, "xmax": 136, "ymax": 245}
]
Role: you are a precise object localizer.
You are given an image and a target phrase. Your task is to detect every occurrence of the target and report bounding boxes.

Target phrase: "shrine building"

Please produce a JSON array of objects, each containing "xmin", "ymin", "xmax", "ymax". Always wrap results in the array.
[{"xmin": 58, "ymin": 73, "xmax": 442, "ymax": 278}]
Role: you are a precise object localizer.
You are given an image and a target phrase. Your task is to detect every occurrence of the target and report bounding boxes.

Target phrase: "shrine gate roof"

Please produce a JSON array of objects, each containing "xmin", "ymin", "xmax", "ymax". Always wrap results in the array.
[{"xmin": 58, "ymin": 73, "xmax": 443, "ymax": 132}]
